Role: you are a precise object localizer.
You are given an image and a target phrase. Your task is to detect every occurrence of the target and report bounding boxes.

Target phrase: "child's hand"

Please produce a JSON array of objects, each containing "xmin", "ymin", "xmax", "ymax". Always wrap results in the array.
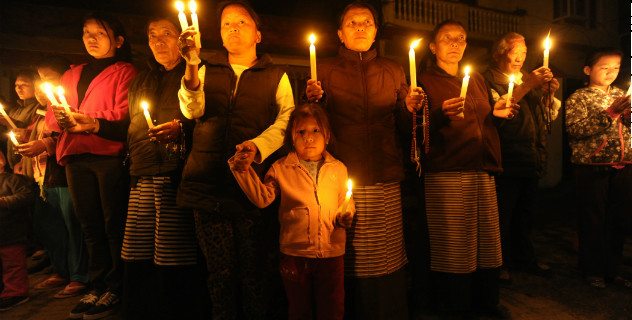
[
  {"xmin": 337, "ymin": 210, "xmax": 353, "ymax": 229},
  {"xmin": 306, "ymin": 79, "xmax": 323, "ymax": 102},
  {"xmin": 610, "ymin": 96, "xmax": 631, "ymax": 114},
  {"xmin": 232, "ymin": 141, "xmax": 258, "ymax": 172}
]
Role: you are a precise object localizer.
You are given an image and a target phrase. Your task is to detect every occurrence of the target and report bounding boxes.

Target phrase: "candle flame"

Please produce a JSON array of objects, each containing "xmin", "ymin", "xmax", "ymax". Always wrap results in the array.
[
  {"xmin": 544, "ymin": 30, "xmax": 551, "ymax": 51},
  {"xmin": 141, "ymin": 101, "xmax": 149, "ymax": 112},
  {"xmin": 410, "ymin": 38, "xmax": 422, "ymax": 50},
  {"xmin": 57, "ymin": 86, "xmax": 65, "ymax": 96},
  {"xmin": 9, "ymin": 131, "xmax": 16, "ymax": 140},
  {"xmin": 189, "ymin": 0, "xmax": 197, "ymax": 13},
  {"xmin": 309, "ymin": 34, "xmax": 316, "ymax": 44},
  {"xmin": 347, "ymin": 179, "xmax": 353, "ymax": 191},
  {"xmin": 464, "ymin": 66, "xmax": 471, "ymax": 76},
  {"xmin": 175, "ymin": 1, "xmax": 185, "ymax": 12},
  {"xmin": 0, "ymin": 103, "xmax": 4, "ymax": 111},
  {"xmin": 43, "ymin": 82, "xmax": 54, "ymax": 94},
  {"xmin": 509, "ymin": 74, "xmax": 515, "ymax": 83}
]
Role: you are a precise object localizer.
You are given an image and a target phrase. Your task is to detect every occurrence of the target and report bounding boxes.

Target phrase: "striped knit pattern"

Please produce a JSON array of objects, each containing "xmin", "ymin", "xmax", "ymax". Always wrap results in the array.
[
  {"xmin": 424, "ymin": 171, "xmax": 502, "ymax": 273},
  {"xmin": 121, "ymin": 176, "xmax": 198, "ymax": 266},
  {"xmin": 345, "ymin": 182, "xmax": 408, "ymax": 277}
]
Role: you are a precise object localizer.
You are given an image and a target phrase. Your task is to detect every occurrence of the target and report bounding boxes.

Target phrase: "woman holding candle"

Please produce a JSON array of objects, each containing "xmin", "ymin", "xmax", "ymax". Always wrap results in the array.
[
  {"xmin": 45, "ymin": 12, "xmax": 137, "ymax": 320},
  {"xmin": 229, "ymin": 103, "xmax": 354, "ymax": 320},
  {"xmin": 177, "ymin": 1, "xmax": 294, "ymax": 318},
  {"xmin": 305, "ymin": 2, "xmax": 420, "ymax": 319},
  {"xmin": 565, "ymin": 48, "xmax": 632, "ymax": 289},
  {"xmin": 482, "ymin": 32, "xmax": 561, "ymax": 283},
  {"xmin": 417, "ymin": 20, "xmax": 517, "ymax": 318}
]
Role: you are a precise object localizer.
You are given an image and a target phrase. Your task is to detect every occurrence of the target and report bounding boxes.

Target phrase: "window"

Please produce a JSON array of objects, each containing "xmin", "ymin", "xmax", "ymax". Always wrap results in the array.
[{"xmin": 553, "ymin": 0, "xmax": 596, "ymax": 28}]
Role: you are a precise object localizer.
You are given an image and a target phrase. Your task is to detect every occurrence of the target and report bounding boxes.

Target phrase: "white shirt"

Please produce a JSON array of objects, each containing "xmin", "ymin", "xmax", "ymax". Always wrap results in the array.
[{"xmin": 179, "ymin": 64, "xmax": 295, "ymax": 163}]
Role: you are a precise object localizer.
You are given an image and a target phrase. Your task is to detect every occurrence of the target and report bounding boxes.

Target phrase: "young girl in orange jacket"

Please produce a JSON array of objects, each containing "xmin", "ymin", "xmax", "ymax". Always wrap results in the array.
[{"xmin": 229, "ymin": 103, "xmax": 355, "ymax": 320}]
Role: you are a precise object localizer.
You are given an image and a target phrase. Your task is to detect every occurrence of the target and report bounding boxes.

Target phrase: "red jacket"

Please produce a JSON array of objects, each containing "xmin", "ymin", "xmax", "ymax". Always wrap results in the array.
[{"xmin": 46, "ymin": 61, "xmax": 137, "ymax": 165}]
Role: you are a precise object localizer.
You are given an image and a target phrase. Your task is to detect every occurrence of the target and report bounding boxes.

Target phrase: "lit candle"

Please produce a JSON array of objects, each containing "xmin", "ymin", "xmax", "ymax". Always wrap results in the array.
[
  {"xmin": 626, "ymin": 82, "xmax": 631, "ymax": 96},
  {"xmin": 308, "ymin": 34, "xmax": 317, "ymax": 82},
  {"xmin": 0, "ymin": 104, "xmax": 17, "ymax": 129},
  {"xmin": 175, "ymin": 1, "xmax": 189, "ymax": 31},
  {"xmin": 42, "ymin": 83, "xmax": 61, "ymax": 105},
  {"xmin": 57, "ymin": 86, "xmax": 73, "ymax": 115},
  {"xmin": 460, "ymin": 66, "xmax": 471, "ymax": 99},
  {"xmin": 506, "ymin": 74, "xmax": 515, "ymax": 110},
  {"xmin": 141, "ymin": 101, "xmax": 154, "ymax": 129},
  {"xmin": 9, "ymin": 131, "xmax": 19, "ymax": 146},
  {"xmin": 543, "ymin": 30, "xmax": 551, "ymax": 69},
  {"xmin": 189, "ymin": 0, "xmax": 201, "ymax": 48},
  {"xmin": 340, "ymin": 179, "xmax": 353, "ymax": 214},
  {"xmin": 409, "ymin": 38, "xmax": 422, "ymax": 93}
]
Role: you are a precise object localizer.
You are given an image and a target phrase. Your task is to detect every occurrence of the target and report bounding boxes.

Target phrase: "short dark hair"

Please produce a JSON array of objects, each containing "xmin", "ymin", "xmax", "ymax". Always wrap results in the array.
[
  {"xmin": 83, "ymin": 11, "xmax": 132, "ymax": 62},
  {"xmin": 35, "ymin": 55, "xmax": 71, "ymax": 77},
  {"xmin": 145, "ymin": 16, "xmax": 181, "ymax": 35},
  {"xmin": 15, "ymin": 69, "xmax": 39, "ymax": 83},
  {"xmin": 338, "ymin": 1, "xmax": 379, "ymax": 29},
  {"xmin": 584, "ymin": 47, "xmax": 623, "ymax": 68},
  {"xmin": 217, "ymin": 0, "xmax": 261, "ymax": 30},
  {"xmin": 284, "ymin": 103, "xmax": 333, "ymax": 151},
  {"xmin": 421, "ymin": 19, "xmax": 467, "ymax": 71}
]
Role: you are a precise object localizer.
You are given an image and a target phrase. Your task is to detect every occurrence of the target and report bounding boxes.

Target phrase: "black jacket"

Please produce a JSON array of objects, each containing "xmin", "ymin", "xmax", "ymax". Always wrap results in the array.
[
  {"xmin": 177, "ymin": 52, "xmax": 285, "ymax": 210},
  {"xmin": 0, "ymin": 172, "xmax": 35, "ymax": 246},
  {"xmin": 483, "ymin": 68, "xmax": 548, "ymax": 177}
]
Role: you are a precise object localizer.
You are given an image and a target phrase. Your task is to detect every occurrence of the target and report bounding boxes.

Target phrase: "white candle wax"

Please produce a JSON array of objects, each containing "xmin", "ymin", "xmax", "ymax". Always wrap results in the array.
[
  {"xmin": 506, "ymin": 74, "xmax": 515, "ymax": 109},
  {"xmin": 0, "ymin": 103, "xmax": 17, "ymax": 129},
  {"xmin": 141, "ymin": 102, "xmax": 154, "ymax": 129},
  {"xmin": 42, "ymin": 83, "xmax": 61, "ymax": 105},
  {"xmin": 9, "ymin": 131, "xmax": 19, "ymax": 146},
  {"xmin": 57, "ymin": 86, "xmax": 73, "ymax": 115},
  {"xmin": 626, "ymin": 83, "xmax": 631, "ymax": 96},
  {"xmin": 340, "ymin": 179, "xmax": 353, "ymax": 214},
  {"xmin": 460, "ymin": 66, "xmax": 471, "ymax": 99},
  {"xmin": 176, "ymin": 1, "xmax": 189, "ymax": 31},
  {"xmin": 189, "ymin": 0, "xmax": 201, "ymax": 48},
  {"xmin": 309, "ymin": 34, "xmax": 317, "ymax": 82},
  {"xmin": 409, "ymin": 39, "xmax": 421, "ymax": 93},
  {"xmin": 543, "ymin": 32, "xmax": 551, "ymax": 68}
]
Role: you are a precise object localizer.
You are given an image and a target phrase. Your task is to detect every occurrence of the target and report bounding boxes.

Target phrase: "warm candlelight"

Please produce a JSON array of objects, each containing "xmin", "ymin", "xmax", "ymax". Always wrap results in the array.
[
  {"xmin": 175, "ymin": 1, "xmax": 189, "ymax": 31},
  {"xmin": 309, "ymin": 34, "xmax": 317, "ymax": 82},
  {"xmin": 626, "ymin": 82, "xmax": 631, "ymax": 96},
  {"xmin": 42, "ymin": 82, "xmax": 61, "ymax": 105},
  {"xmin": 0, "ymin": 104, "xmax": 17, "ymax": 129},
  {"xmin": 460, "ymin": 66, "xmax": 471, "ymax": 99},
  {"xmin": 9, "ymin": 131, "xmax": 19, "ymax": 146},
  {"xmin": 409, "ymin": 38, "xmax": 422, "ymax": 93},
  {"xmin": 340, "ymin": 179, "xmax": 353, "ymax": 214},
  {"xmin": 57, "ymin": 86, "xmax": 73, "ymax": 115},
  {"xmin": 141, "ymin": 101, "xmax": 154, "ymax": 129},
  {"xmin": 506, "ymin": 74, "xmax": 515, "ymax": 110},
  {"xmin": 189, "ymin": 0, "xmax": 201, "ymax": 48},
  {"xmin": 543, "ymin": 30, "xmax": 551, "ymax": 69}
]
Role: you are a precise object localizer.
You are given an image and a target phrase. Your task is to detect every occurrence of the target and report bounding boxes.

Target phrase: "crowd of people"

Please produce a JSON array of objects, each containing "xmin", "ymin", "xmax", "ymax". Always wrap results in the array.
[{"xmin": 0, "ymin": 0, "xmax": 630, "ymax": 319}]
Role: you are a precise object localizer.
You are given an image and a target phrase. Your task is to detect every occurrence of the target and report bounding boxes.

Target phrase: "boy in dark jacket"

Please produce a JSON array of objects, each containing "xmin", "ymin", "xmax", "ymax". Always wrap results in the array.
[{"xmin": 0, "ymin": 151, "xmax": 36, "ymax": 311}]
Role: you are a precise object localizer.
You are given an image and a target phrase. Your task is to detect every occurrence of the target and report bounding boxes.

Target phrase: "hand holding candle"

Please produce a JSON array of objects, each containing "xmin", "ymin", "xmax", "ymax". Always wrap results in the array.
[
  {"xmin": 309, "ymin": 34, "xmax": 318, "ymax": 82},
  {"xmin": 141, "ymin": 101, "xmax": 154, "ymax": 129},
  {"xmin": 0, "ymin": 103, "xmax": 17, "ymax": 129},
  {"xmin": 409, "ymin": 38, "xmax": 422, "ymax": 93},
  {"xmin": 176, "ymin": 1, "xmax": 201, "ymax": 65},
  {"xmin": 505, "ymin": 74, "xmax": 515, "ymax": 110}
]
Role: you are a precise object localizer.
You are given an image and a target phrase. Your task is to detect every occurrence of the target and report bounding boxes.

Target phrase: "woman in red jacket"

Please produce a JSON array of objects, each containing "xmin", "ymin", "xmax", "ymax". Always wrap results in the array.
[{"xmin": 45, "ymin": 12, "xmax": 137, "ymax": 320}]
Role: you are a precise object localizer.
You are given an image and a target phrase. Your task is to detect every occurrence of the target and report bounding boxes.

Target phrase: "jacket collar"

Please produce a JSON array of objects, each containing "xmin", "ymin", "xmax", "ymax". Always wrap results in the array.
[
  {"xmin": 338, "ymin": 45, "xmax": 377, "ymax": 62},
  {"xmin": 207, "ymin": 50, "xmax": 273, "ymax": 70},
  {"xmin": 16, "ymin": 97, "xmax": 39, "ymax": 109},
  {"xmin": 283, "ymin": 150, "xmax": 337, "ymax": 166},
  {"xmin": 487, "ymin": 67, "xmax": 524, "ymax": 85}
]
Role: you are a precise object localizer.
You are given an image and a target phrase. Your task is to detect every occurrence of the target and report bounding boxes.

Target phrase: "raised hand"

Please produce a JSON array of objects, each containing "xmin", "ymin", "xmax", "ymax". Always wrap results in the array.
[{"xmin": 306, "ymin": 79, "xmax": 324, "ymax": 102}]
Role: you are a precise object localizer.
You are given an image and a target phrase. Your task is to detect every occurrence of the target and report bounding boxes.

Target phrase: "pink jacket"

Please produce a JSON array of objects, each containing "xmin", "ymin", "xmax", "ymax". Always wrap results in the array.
[
  {"xmin": 46, "ymin": 61, "xmax": 137, "ymax": 165},
  {"xmin": 229, "ymin": 151, "xmax": 355, "ymax": 258}
]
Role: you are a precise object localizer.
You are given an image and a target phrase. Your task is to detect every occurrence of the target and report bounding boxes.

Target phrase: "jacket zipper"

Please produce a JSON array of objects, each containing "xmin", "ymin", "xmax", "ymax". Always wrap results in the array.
[{"xmin": 359, "ymin": 51, "xmax": 370, "ymax": 183}]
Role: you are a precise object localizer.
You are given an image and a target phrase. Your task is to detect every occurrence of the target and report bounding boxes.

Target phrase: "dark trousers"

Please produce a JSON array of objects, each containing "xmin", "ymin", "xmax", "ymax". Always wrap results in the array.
[
  {"xmin": 433, "ymin": 268, "xmax": 500, "ymax": 316},
  {"xmin": 0, "ymin": 244, "xmax": 28, "ymax": 298},
  {"xmin": 194, "ymin": 200, "xmax": 267, "ymax": 320},
  {"xmin": 344, "ymin": 268, "xmax": 409, "ymax": 320},
  {"xmin": 65, "ymin": 154, "xmax": 128, "ymax": 294},
  {"xmin": 280, "ymin": 254, "xmax": 344, "ymax": 320},
  {"xmin": 574, "ymin": 165, "xmax": 632, "ymax": 278},
  {"xmin": 495, "ymin": 176, "xmax": 539, "ymax": 267}
]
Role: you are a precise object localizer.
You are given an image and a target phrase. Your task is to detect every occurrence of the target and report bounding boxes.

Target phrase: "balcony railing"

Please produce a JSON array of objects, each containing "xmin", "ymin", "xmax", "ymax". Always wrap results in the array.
[{"xmin": 383, "ymin": 0, "xmax": 522, "ymax": 39}]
